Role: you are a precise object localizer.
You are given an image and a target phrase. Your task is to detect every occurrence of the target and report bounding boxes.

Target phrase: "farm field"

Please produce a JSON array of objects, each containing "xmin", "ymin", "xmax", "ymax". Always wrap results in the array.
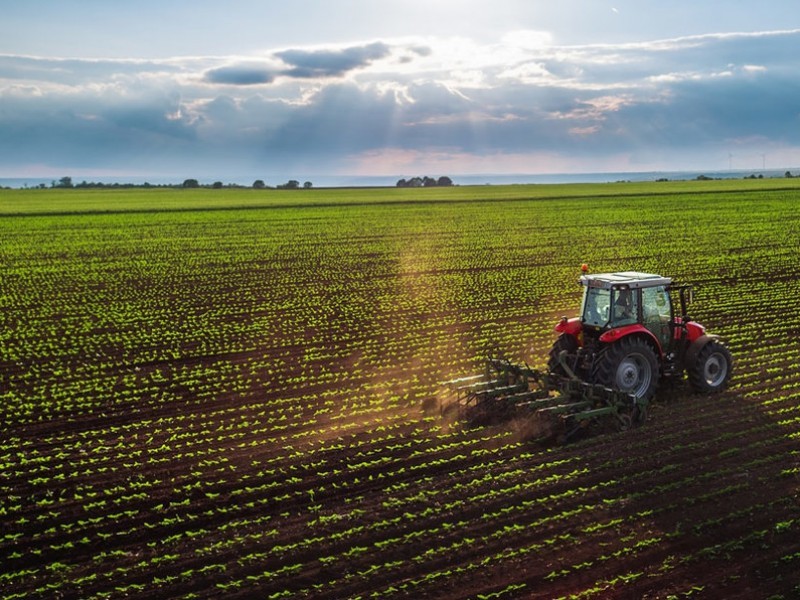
[{"xmin": 1, "ymin": 181, "xmax": 800, "ymax": 599}]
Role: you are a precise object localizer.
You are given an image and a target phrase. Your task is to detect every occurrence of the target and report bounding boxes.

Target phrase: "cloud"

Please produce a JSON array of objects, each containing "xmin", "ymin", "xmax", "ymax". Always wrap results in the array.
[
  {"xmin": 3, "ymin": 30, "xmax": 800, "ymax": 178},
  {"xmin": 275, "ymin": 41, "xmax": 391, "ymax": 78},
  {"xmin": 0, "ymin": 54, "xmax": 184, "ymax": 87},
  {"xmin": 204, "ymin": 64, "xmax": 277, "ymax": 85},
  {"xmin": 201, "ymin": 41, "xmax": 394, "ymax": 87}
]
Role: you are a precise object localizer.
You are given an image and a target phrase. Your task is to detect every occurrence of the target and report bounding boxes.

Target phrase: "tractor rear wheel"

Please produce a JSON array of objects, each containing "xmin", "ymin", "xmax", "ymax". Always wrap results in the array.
[
  {"xmin": 688, "ymin": 340, "xmax": 732, "ymax": 393},
  {"xmin": 547, "ymin": 334, "xmax": 579, "ymax": 376},
  {"xmin": 592, "ymin": 337, "xmax": 659, "ymax": 400}
]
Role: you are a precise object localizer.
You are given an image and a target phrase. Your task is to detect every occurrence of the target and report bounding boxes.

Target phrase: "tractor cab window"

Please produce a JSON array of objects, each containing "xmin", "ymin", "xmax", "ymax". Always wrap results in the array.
[
  {"xmin": 642, "ymin": 286, "xmax": 671, "ymax": 320},
  {"xmin": 642, "ymin": 285, "xmax": 672, "ymax": 347},
  {"xmin": 581, "ymin": 286, "xmax": 611, "ymax": 327},
  {"xmin": 610, "ymin": 287, "xmax": 638, "ymax": 327}
]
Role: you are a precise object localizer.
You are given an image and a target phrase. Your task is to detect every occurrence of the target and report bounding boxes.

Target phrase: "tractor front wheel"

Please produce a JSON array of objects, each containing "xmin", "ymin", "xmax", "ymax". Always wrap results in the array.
[
  {"xmin": 592, "ymin": 337, "xmax": 659, "ymax": 400},
  {"xmin": 688, "ymin": 340, "xmax": 732, "ymax": 393}
]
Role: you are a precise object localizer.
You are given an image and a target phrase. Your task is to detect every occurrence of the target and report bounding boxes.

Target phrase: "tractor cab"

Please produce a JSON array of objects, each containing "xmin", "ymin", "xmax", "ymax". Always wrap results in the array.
[
  {"xmin": 549, "ymin": 267, "xmax": 729, "ymax": 402},
  {"xmin": 579, "ymin": 271, "xmax": 675, "ymax": 350}
]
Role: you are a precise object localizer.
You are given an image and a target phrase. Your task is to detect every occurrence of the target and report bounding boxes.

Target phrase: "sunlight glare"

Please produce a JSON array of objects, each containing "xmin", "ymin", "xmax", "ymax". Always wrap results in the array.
[{"xmin": 502, "ymin": 30, "xmax": 553, "ymax": 49}]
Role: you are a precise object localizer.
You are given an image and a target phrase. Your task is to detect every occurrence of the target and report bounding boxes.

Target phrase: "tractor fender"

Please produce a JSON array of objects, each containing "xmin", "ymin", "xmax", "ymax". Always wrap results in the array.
[
  {"xmin": 599, "ymin": 324, "xmax": 663, "ymax": 357},
  {"xmin": 555, "ymin": 316, "xmax": 582, "ymax": 336},
  {"xmin": 685, "ymin": 334, "xmax": 720, "ymax": 368},
  {"xmin": 684, "ymin": 320, "xmax": 707, "ymax": 343}
]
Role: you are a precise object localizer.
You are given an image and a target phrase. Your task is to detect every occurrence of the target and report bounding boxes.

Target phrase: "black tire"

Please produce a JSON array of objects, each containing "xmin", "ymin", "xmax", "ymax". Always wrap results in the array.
[
  {"xmin": 547, "ymin": 334, "xmax": 579, "ymax": 376},
  {"xmin": 592, "ymin": 336, "xmax": 659, "ymax": 400},
  {"xmin": 688, "ymin": 340, "xmax": 732, "ymax": 393}
]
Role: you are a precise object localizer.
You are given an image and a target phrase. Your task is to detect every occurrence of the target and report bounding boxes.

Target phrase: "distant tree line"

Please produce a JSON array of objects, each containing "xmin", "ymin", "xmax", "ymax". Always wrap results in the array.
[
  {"xmin": 396, "ymin": 176, "xmax": 453, "ymax": 188},
  {"xmin": 23, "ymin": 170, "xmax": 799, "ymax": 191},
  {"xmin": 36, "ymin": 176, "xmax": 457, "ymax": 190},
  {"xmin": 652, "ymin": 171, "xmax": 800, "ymax": 183},
  {"xmin": 31, "ymin": 176, "xmax": 317, "ymax": 190},
  {"xmin": 695, "ymin": 173, "xmax": 767, "ymax": 181},
  {"xmin": 274, "ymin": 180, "xmax": 313, "ymax": 189},
  {"xmin": 184, "ymin": 179, "xmax": 313, "ymax": 189}
]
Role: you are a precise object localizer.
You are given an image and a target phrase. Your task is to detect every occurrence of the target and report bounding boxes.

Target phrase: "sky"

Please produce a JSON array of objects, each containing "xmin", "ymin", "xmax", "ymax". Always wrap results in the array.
[{"xmin": 2, "ymin": 0, "xmax": 800, "ymax": 183}]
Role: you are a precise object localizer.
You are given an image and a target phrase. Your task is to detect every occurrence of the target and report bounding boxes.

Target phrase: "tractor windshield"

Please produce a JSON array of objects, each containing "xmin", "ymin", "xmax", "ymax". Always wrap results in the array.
[{"xmin": 581, "ymin": 286, "xmax": 611, "ymax": 327}]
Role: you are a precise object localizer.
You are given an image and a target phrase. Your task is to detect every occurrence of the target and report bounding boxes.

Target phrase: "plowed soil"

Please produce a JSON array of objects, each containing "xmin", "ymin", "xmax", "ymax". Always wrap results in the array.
[{"xmin": 2, "ymin": 185, "xmax": 799, "ymax": 599}]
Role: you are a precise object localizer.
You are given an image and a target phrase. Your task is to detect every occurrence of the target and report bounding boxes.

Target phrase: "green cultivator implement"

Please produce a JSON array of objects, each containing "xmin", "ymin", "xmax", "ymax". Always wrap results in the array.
[
  {"xmin": 441, "ymin": 268, "xmax": 733, "ymax": 442},
  {"xmin": 442, "ymin": 355, "xmax": 646, "ymax": 443}
]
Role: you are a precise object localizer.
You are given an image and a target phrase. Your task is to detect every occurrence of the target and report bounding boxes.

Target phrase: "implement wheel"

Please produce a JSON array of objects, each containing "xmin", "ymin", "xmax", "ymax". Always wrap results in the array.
[{"xmin": 593, "ymin": 337, "xmax": 659, "ymax": 401}]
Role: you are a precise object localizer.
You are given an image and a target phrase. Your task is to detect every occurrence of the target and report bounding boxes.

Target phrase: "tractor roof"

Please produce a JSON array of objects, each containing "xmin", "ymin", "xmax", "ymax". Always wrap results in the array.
[{"xmin": 580, "ymin": 271, "xmax": 672, "ymax": 289}]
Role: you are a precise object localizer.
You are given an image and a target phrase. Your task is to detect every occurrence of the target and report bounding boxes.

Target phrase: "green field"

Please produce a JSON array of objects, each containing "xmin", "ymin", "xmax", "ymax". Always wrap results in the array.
[
  {"xmin": 2, "ymin": 181, "xmax": 799, "ymax": 599},
  {"xmin": 3, "ymin": 177, "xmax": 800, "ymax": 214}
]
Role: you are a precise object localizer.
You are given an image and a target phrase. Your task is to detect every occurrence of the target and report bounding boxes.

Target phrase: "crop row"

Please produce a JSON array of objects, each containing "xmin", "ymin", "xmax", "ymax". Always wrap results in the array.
[{"xmin": 2, "ymin": 185, "xmax": 800, "ymax": 598}]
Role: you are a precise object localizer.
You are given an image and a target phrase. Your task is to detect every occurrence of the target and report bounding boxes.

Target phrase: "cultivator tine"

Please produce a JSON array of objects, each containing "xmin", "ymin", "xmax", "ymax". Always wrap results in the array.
[
  {"xmin": 443, "ymin": 374, "xmax": 482, "ymax": 388},
  {"xmin": 439, "ymin": 353, "xmax": 648, "ymax": 440},
  {"xmin": 471, "ymin": 383, "xmax": 528, "ymax": 399},
  {"xmin": 439, "ymin": 354, "xmax": 548, "ymax": 423},
  {"xmin": 503, "ymin": 389, "xmax": 551, "ymax": 405},
  {"xmin": 538, "ymin": 400, "xmax": 593, "ymax": 415}
]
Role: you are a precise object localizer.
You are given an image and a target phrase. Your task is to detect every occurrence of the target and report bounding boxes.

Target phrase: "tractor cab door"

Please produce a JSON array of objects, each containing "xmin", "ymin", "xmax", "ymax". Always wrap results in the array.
[{"xmin": 641, "ymin": 285, "xmax": 672, "ymax": 350}]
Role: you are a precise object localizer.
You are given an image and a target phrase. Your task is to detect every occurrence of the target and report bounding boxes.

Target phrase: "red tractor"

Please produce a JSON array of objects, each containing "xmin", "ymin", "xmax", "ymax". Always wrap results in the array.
[
  {"xmin": 443, "ymin": 268, "xmax": 733, "ymax": 439},
  {"xmin": 549, "ymin": 269, "xmax": 732, "ymax": 400}
]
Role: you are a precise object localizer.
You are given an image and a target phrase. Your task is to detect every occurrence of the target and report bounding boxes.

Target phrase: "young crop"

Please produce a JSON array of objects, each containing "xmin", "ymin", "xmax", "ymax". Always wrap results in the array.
[{"xmin": 2, "ymin": 182, "xmax": 800, "ymax": 599}]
